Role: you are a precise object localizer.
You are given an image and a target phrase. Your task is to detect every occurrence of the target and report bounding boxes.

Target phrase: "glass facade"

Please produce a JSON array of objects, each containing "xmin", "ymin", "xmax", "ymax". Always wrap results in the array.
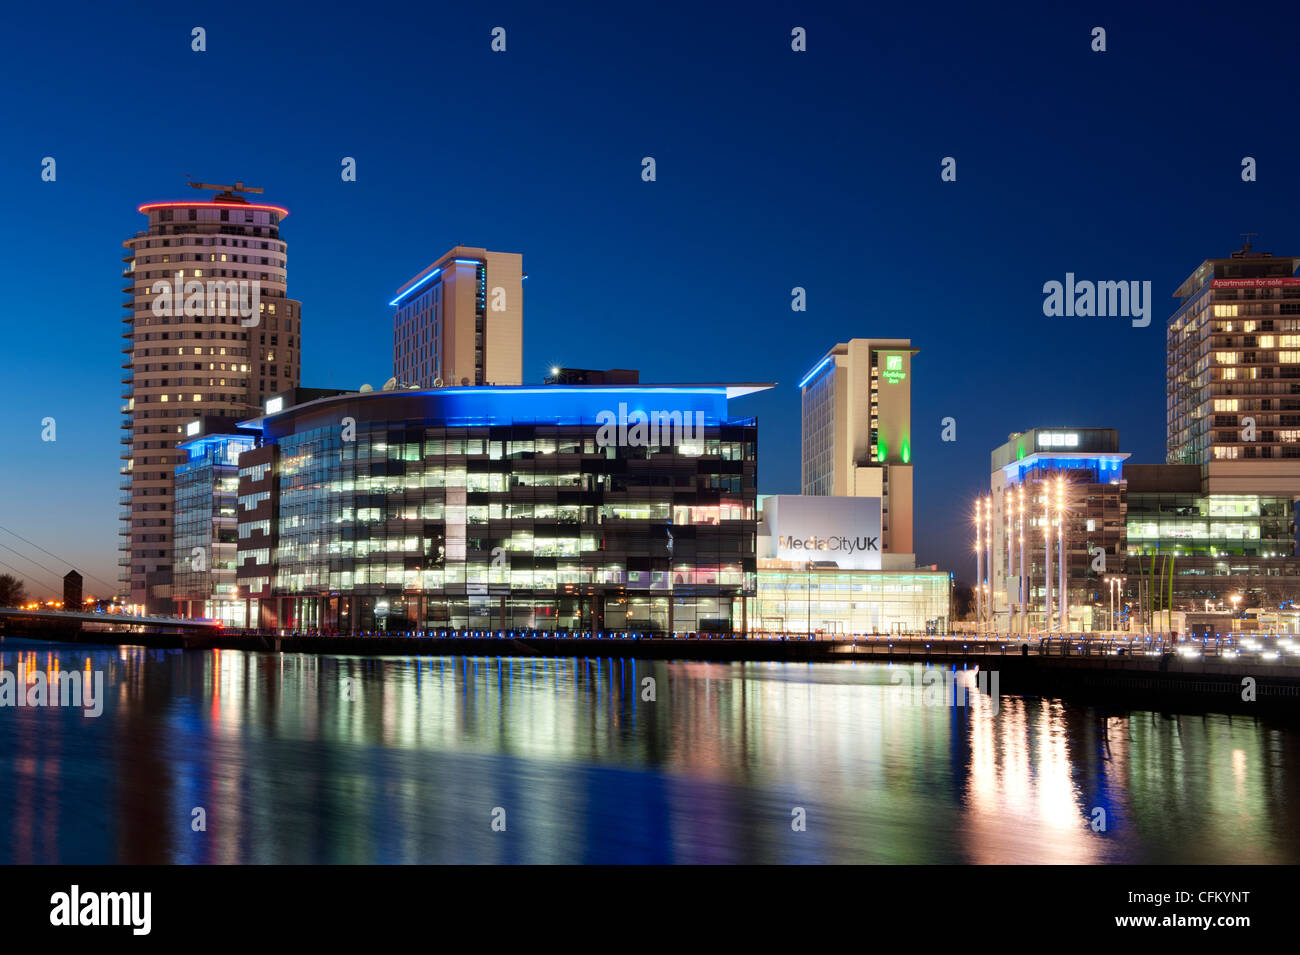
[
  {"xmin": 256, "ymin": 396, "xmax": 760, "ymax": 633},
  {"xmin": 172, "ymin": 432, "xmax": 255, "ymax": 623},
  {"xmin": 1127, "ymin": 493, "xmax": 1295, "ymax": 557},
  {"xmin": 989, "ymin": 430, "xmax": 1130, "ymax": 632},
  {"xmin": 750, "ymin": 566, "xmax": 950, "ymax": 635},
  {"xmin": 800, "ymin": 363, "xmax": 835, "ymax": 495},
  {"xmin": 1124, "ymin": 490, "xmax": 1300, "ymax": 609}
]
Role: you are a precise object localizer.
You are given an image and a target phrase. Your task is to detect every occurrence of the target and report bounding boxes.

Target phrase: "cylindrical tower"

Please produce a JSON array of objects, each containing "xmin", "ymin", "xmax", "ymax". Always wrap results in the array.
[{"xmin": 119, "ymin": 184, "xmax": 301, "ymax": 610}]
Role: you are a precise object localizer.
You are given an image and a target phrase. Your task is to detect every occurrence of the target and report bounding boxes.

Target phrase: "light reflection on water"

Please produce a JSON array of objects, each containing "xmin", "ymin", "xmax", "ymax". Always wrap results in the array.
[{"xmin": 0, "ymin": 638, "xmax": 1297, "ymax": 864}]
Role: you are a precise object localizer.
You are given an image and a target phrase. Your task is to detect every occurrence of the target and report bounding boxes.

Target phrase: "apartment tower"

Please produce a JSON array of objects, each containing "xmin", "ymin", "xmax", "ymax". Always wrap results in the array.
[
  {"xmin": 120, "ymin": 180, "xmax": 302, "ymax": 611},
  {"xmin": 391, "ymin": 246, "xmax": 523, "ymax": 388},
  {"xmin": 1168, "ymin": 240, "xmax": 1300, "ymax": 496}
]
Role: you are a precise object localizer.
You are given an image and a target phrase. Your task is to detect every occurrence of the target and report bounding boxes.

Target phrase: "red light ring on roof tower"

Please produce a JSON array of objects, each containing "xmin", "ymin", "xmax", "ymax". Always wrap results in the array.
[{"xmin": 137, "ymin": 201, "xmax": 290, "ymax": 218}]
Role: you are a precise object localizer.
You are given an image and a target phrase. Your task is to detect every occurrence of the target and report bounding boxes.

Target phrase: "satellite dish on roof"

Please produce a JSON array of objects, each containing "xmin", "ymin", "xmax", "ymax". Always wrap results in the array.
[
  {"xmin": 382, "ymin": 376, "xmax": 398, "ymax": 391},
  {"xmin": 359, "ymin": 383, "xmax": 373, "ymax": 393}
]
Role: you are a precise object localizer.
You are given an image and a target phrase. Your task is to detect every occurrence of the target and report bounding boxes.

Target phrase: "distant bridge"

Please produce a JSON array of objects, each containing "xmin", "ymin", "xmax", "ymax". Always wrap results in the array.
[{"xmin": 0, "ymin": 608, "xmax": 221, "ymax": 630}]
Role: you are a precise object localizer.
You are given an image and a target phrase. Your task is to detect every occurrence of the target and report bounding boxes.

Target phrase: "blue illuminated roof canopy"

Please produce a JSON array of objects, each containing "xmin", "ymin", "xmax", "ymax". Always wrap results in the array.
[{"xmin": 239, "ymin": 383, "xmax": 775, "ymax": 436}]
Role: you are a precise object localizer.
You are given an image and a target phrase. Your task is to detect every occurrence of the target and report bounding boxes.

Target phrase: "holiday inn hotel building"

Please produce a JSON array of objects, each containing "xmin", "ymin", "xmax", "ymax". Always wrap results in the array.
[{"xmin": 799, "ymin": 338, "xmax": 916, "ymax": 563}]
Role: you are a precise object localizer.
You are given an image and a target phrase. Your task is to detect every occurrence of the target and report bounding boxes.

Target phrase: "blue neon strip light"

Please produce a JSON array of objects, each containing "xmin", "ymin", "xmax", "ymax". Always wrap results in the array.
[
  {"xmin": 254, "ymin": 386, "xmax": 736, "ymax": 437},
  {"xmin": 390, "ymin": 259, "xmax": 486, "ymax": 306},
  {"xmin": 797, "ymin": 356, "xmax": 833, "ymax": 389},
  {"xmin": 388, "ymin": 267, "xmax": 443, "ymax": 307}
]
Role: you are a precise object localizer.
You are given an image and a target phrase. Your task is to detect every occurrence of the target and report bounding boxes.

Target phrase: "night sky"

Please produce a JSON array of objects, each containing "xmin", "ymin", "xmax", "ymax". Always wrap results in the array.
[{"xmin": 2, "ymin": 1, "xmax": 1298, "ymax": 598}]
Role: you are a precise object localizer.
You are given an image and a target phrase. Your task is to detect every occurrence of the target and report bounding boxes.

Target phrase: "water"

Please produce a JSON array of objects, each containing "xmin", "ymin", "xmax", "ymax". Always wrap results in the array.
[{"xmin": 1, "ymin": 637, "xmax": 1297, "ymax": 864}]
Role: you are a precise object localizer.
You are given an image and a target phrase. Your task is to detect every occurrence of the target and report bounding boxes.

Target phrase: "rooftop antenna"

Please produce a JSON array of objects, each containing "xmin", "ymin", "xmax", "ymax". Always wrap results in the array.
[
  {"xmin": 1240, "ymin": 232, "xmax": 1258, "ymax": 253},
  {"xmin": 185, "ymin": 176, "xmax": 265, "ymax": 204}
]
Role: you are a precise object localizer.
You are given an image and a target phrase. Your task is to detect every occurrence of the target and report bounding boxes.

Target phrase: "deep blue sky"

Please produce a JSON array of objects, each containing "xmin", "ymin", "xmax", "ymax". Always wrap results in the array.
[{"xmin": 2, "ymin": 1, "xmax": 1298, "ymax": 598}]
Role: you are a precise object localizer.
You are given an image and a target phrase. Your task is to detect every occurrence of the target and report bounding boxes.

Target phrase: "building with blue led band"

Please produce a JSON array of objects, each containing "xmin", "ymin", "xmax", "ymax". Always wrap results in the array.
[
  {"xmin": 229, "ymin": 383, "xmax": 770, "ymax": 633},
  {"xmin": 391, "ymin": 246, "xmax": 523, "ymax": 389},
  {"xmin": 172, "ymin": 420, "xmax": 258, "ymax": 624},
  {"xmin": 988, "ymin": 428, "xmax": 1130, "ymax": 632},
  {"xmin": 986, "ymin": 427, "xmax": 1300, "ymax": 631}
]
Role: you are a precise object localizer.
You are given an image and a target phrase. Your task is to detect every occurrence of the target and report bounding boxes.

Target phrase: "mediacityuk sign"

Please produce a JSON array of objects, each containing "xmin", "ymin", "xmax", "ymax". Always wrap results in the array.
[{"xmin": 764, "ymin": 494, "xmax": 883, "ymax": 570}]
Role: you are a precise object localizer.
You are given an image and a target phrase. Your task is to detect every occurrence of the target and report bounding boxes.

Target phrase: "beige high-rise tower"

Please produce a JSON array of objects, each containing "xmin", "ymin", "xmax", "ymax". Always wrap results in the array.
[
  {"xmin": 119, "ymin": 181, "xmax": 302, "ymax": 610},
  {"xmin": 391, "ymin": 246, "xmax": 523, "ymax": 387},
  {"xmin": 798, "ymin": 338, "xmax": 916, "ymax": 563}
]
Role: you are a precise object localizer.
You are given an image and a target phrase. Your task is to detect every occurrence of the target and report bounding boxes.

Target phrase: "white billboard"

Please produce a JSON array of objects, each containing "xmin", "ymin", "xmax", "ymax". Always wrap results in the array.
[{"xmin": 762, "ymin": 495, "xmax": 882, "ymax": 570}]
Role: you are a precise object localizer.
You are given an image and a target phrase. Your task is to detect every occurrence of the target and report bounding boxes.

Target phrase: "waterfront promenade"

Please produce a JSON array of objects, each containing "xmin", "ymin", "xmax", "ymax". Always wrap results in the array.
[{"xmin": 5, "ymin": 623, "xmax": 1299, "ymax": 713}]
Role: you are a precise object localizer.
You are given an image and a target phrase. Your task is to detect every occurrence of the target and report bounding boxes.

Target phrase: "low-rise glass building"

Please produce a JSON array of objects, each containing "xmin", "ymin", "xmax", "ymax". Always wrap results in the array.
[
  {"xmin": 231, "ymin": 384, "xmax": 770, "ymax": 632},
  {"xmin": 1124, "ymin": 463, "xmax": 1300, "ymax": 610},
  {"xmin": 172, "ymin": 423, "xmax": 257, "ymax": 625},
  {"xmin": 750, "ymin": 563, "xmax": 950, "ymax": 635}
]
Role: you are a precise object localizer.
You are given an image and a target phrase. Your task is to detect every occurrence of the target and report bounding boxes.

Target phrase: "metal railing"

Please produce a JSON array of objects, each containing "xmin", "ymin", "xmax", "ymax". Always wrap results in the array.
[{"xmin": 211, "ymin": 628, "xmax": 1299, "ymax": 664}]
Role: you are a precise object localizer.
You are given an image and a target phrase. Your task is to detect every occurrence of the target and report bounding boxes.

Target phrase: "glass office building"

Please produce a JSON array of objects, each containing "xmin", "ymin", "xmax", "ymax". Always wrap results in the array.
[
  {"xmin": 986, "ymin": 428, "xmax": 1129, "ymax": 632},
  {"xmin": 1126, "ymin": 493, "xmax": 1295, "ymax": 558},
  {"xmin": 750, "ymin": 565, "xmax": 950, "ymax": 635},
  {"xmin": 1124, "ymin": 463, "xmax": 1300, "ymax": 608},
  {"xmin": 233, "ymin": 384, "xmax": 770, "ymax": 632},
  {"xmin": 172, "ymin": 425, "xmax": 257, "ymax": 625}
]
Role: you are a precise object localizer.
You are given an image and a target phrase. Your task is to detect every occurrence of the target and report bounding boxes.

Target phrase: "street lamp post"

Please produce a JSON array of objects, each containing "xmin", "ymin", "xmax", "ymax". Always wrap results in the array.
[
  {"xmin": 975, "ymin": 498, "xmax": 984, "ymax": 634},
  {"xmin": 985, "ymin": 498, "xmax": 993, "ymax": 634},
  {"xmin": 1006, "ymin": 490, "xmax": 1014, "ymax": 636},
  {"xmin": 1106, "ymin": 576, "xmax": 1113, "ymax": 633},
  {"xmin": 806, "ymin": 563, "xmax": 811, "ymax": 637},
  {"xmin": 1043, "ymin": 486, "xmax": 1053, "ymax": 633},
  {"xmin": 1056, "ymin": 476, "xmax": 1067, "ymax": 633},
  {"xmin": 1018, "ymin": 484, "xmax": 1026, "ymax": 635}
]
